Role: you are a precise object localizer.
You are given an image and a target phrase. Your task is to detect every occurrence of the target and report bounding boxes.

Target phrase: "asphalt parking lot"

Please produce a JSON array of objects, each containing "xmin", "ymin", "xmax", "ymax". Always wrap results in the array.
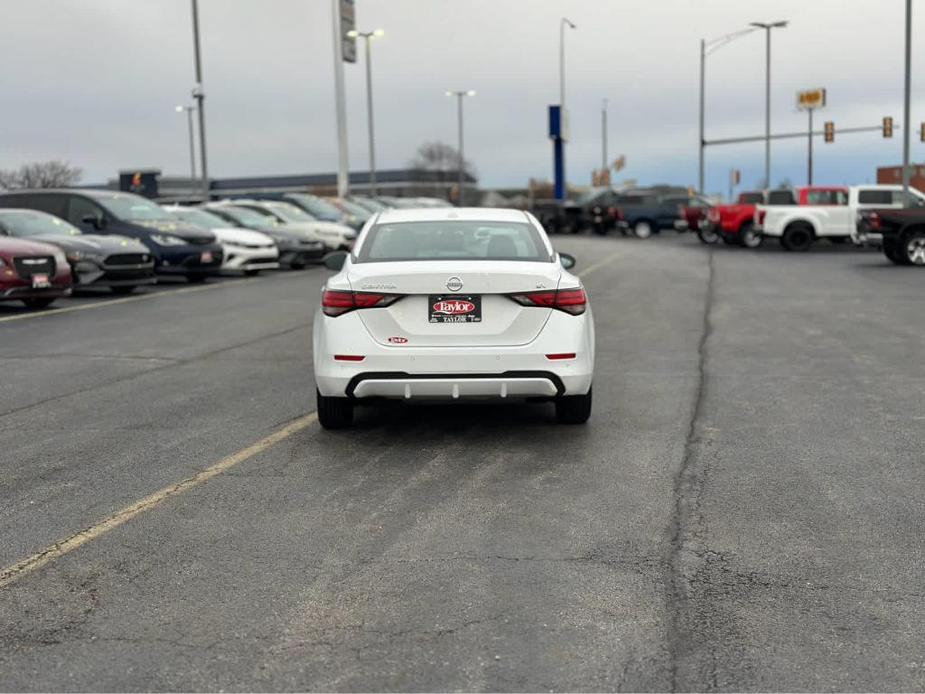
[{"xmin": 1, "ymin": 234, "xmax": 923, "ymax": 691}]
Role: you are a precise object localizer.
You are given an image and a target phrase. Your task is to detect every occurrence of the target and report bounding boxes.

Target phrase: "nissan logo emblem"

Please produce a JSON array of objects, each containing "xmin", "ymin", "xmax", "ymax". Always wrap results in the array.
[{"xmin": 446, "ymin": 276, "xmax": 463, "ymax": 292}]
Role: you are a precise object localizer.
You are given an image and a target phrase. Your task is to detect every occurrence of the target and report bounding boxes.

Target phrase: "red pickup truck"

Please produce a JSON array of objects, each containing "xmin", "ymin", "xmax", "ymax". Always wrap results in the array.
[
  {"xmin": 700, "ymin": 186, "xmax": 853, "ymax": 248},
  {"xmin": 699, "ymin": 188, "xmax": 812, "ymax": 247}
]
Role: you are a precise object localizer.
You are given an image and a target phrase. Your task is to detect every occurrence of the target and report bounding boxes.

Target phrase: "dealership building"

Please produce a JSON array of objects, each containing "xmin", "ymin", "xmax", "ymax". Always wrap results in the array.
[
  {"xmin": 877, "ymin": 164, "xmax": 925, "ymax": 192},
  {"xmin": 108, "ymin": 168, "xmax": 478, "ymax": 204}
]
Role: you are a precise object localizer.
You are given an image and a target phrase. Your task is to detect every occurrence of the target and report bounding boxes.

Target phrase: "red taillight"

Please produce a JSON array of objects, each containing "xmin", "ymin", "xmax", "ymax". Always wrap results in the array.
[
  {"xmin": 758, "ymin": 210, "xmax": 767, "ymax": 225},
  {"xmin": 334, "ymin": 354, "xmax": 365, "ymax": 362},
  {"xmin": 867, "ymin": 212, "xmax": 881, "ymax": 230},
  {"xmin": 322, "ymin": 289, "xmax": 402, "ymax": 316},
  {"xmin": 510, "ymin": 287, "xmax": 587, "ymax": 315},
  {"xmin": 546, "ymin": 352, "xmax": 577, "ymax": 360}
]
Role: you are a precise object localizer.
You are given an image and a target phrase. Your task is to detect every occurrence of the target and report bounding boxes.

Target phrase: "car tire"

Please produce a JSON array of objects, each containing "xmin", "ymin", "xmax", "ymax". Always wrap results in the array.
[
  {"xmin": 21, "ymin": 297, "xmax": 56, "ymax": 309},
  {"xmin": 899, "ymin": 229, "xmax": 925, "ymax": 266},
  {"xmin": 110, "ymin": 285, "xmax": 137, "ymax": 295},
  {"xmin": 739, "ymin": 222, "xmax": 763, "ymax": 249},
  {"xmin": 781, "ymin": 223, "xmax": 814, "ymax": 252},
  {"xmin": 634, "ymin": 221, "xmax": 653, "ymax": 239},
  {"xmin": 697, "ymin": 226, "xmax": 719, "ymax": 245},
  {"xmin": 883, "ymin": 240, "xmax": 905, "ymax": 264},
  {"xmin": 317, "ymin": 389, "xmax": 354, "ymax": 429},
  {"xmin": 555, "ymin": 386, "xmax": 592, "ymax": 424}
]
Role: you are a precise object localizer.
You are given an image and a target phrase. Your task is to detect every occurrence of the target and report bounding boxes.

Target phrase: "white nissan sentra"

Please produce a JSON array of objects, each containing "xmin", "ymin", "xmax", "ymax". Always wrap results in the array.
[{"xmin": 313, "ymin": 208, "xmax": 595, "ymax": 428}]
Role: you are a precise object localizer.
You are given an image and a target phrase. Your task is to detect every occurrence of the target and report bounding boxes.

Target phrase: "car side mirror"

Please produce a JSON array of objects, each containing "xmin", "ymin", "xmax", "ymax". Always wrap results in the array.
[
  {"xmin": 323, "ymin": 250, "xmax": 348, "ymax": 271},
  {"xmin": 558, "ymin": 252, "xmax": 577, "ymax": 270},
  {"xmin": 81, "ymin": 214, "xmax": 106, "ymax": 230}
]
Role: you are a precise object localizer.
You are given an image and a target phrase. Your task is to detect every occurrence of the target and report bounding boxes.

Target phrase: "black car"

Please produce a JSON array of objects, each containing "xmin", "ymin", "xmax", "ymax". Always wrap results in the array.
[
  {"xmin": 0, "ymin": 208, "xmax": 155, "ymax": 294},
  {"xmin": 0, "ymin": 190, "xmax": 223, "ymax": 282},
  {"xmin": 201, "ymin": 204, "xmax": 325, "ymax": 269}
]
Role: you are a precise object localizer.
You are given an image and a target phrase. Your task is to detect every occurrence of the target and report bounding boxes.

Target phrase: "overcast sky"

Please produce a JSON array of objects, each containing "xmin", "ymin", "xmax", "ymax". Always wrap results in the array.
[{"xmin": 1, "ymin": 0, "xmax": 923, "ymax": 195}]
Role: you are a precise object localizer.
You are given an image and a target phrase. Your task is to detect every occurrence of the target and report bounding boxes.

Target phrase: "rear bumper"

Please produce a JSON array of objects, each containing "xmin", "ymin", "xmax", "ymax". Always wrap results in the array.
[
  {"xmin": 852, "ymin": 229, "xmax": 883, "ymax": 246},
  {"xmin": 346, "ymin": 372, "xmax": 564, "ymax": 400},
  {"xmin": 313, "ymin": 309, "xmax": 595, "ymax": 399}
]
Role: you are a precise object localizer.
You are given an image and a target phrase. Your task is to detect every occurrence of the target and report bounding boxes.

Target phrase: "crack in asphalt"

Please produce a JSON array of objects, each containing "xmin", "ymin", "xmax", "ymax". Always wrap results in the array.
[
  {"xmin": 665, "ymin": 247, "xmax": 716, "ymax": 692},
  {"xmin": 0, "ymin": 323, "xmax": 308, "ymax": 421}
]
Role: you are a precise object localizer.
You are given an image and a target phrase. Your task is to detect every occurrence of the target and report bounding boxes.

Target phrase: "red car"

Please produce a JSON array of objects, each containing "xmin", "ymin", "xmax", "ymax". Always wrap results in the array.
[{"xmin": 0, "ymin": 236, "xmax": 73, "ymax": 309}]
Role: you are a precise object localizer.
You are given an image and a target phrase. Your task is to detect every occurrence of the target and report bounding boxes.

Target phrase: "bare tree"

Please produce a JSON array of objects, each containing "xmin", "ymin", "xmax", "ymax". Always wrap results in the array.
[
  {"xmin": 408, "ymin": 142, "xmax": 476, "ymax": 176},
  {"xmin": 0, "ymin": 160, "xmax": 83, "ymax": 190}
]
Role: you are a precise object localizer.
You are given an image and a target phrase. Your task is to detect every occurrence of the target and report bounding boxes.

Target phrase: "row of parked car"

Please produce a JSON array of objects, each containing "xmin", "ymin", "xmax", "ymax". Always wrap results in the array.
[
  {"xmin": 693, "ymin": 183, "xmax": 925, "ymax": 265},
  {"xmin": 0, "ymin": 189, "xmax": 451, "ymax": 309},
  {"xmin": 535, "ymin": 182, "xmax": 925, "ymax": 267}
]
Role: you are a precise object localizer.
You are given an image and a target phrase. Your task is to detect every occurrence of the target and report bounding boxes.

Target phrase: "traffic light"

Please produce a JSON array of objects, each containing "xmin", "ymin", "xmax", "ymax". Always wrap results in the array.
[
  {"xmin": 824, "ymin": 121, "xmax": 835, "ymax": 143},
  {"xmin": 883, "ymin": 116, "xmax": 894, "ymax": 138}
]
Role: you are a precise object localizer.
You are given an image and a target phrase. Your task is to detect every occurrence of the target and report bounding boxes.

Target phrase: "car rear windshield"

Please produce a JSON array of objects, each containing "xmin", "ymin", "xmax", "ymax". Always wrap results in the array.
[
  {"xmin": 740, "ymin": 192, "xmax": 764, "ymax": 204},
  {"xmin": 0, "ymin": 210, "xmax": 81, "ymax": 236},
  {"xmin": 767, "ymin": 190, "xmax": 796, "ymax": 205},
  {"xmin": 356, "ymin": 220, "xmax": 552, "ymax": 263}
]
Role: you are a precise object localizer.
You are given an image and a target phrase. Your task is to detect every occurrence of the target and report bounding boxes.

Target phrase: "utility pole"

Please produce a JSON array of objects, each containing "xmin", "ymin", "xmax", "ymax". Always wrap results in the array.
[
  {"xmin": 698, "ymin": 39, "xmax": 705, "ymax": 194},
  {"xmin": 902, "ymin": 0, "xmax": 912, "ymax": 206},
  {"xmin": 190, "ymin": 0, "xmax": 209, "ymax": 202},
  {"xmin": 751, "ymin": 21, "xmax": 789, "ymax": 189},
  {"xmin": 348, "ymin": 29, "xmax": 384, "ymax": 196},
  {"xmin": 175, "ymin": 105, "xmax": 196, "ymax": 182},
  {"xmin": 446, "ymin": 90, "xmax": 475, "ymax": 205},
  {"xmin": 331, "ymin": 0, "xmax": 350, "ymax": 197},
  {"xmin": 558, "ymin": 17, "xmax": 576, "ymax": 200},
  {"xmin": 601, "ymin": 99, "xmax": 608, "ymax": 174},
  {"xmin": 807, "ymin": 108, "xmax": 814, "ymax": 185}
]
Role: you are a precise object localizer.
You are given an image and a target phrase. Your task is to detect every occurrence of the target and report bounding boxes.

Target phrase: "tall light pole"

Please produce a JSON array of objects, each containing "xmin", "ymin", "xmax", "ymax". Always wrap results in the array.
[
  {"xmin": 348, "ymin": 29, "xmax": 384, "ymax": 196},
  {"xmin": 175, "ymin": 105, "xmax": 196, "ymax": 182},
  {"xmin": 189, "ymin": 0, "xmax": 209, "ymax": 202},
  {"xmin": 698, "ymin": 26, "xmax": 760, "ymax": 194},
  {"xmin": 751, "ymin": 21, "xmax": 789, "ymax": 190},
  {"xmin": 331, "ymin": 0, "xmax": 350, "ymax": 197},
  {"xmin": 559, "ymin": 18, "xmax": 576, "ymax": 199},
  {"xmin": 601, "ymin": 98, "xmax": 608, "ymax": 174},
  {"xmin": 446, "ymin": 90, "xmax": 475, "ymax": 206},
  {"xmin": 902, "ymin": 0, "xmax": 912, "ymax": 207}
]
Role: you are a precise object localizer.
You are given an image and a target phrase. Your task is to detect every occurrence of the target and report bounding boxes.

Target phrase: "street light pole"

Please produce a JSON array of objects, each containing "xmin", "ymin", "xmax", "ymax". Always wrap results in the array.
[
  {"xmin": 751, "ymin": 21, "xmax": 788, "ymax": 189},
  {"xmin": 348, "ymin": 29, "xmax": 384, "ymax": 196},
  {"xmin": 559, "ymin": 17, "xmax": 576, "ymax": 198},
  {"xmin": 446, "ymin": 90, "xmax": 475, "ymax": 206},
  {"xmin": 176, "ymin": 105, "xmax": 196, "ymax": 182},
  {"xmin": 601, "ymin": 98, "xmax": 608, "ymax": 174},
  {"xmin": 902, "ymin": 0, "xmax": 912, "ymax": 207},
  {"xmin": 331, "ymin": 0, "xmax": 349, "ymax": 197},
  {"xmin": 699, "ymin": 27, "xmax": 760, "ymax": 195},
  {"xmin": 190, "ymin": 0, "xmax": 209, "ymax": 202}
]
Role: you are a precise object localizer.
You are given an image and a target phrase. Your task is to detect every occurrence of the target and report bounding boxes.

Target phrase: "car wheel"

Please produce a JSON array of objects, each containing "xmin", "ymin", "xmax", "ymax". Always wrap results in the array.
[
  {"xmin": 110, "ymin": 285, "xmax": 137, "ymax": 295},
  {"xmin": 883, "ymin": 240, "xmax": 906, "ymax": 264},
  {"xmin": 739, "ymin": 222, "xmax": 763, "ymax": 249},
  {"xmin": 697, "ymin": 226, "xmax": 719, "ymax": 244},
  {"xmin": 21, "ymin": 297, "xmax": 56, "ymax": 309},
  {"xmin": 317, "ymin": 389, "xmax": 354, "ymax": 429},
  {"xmin": 186, "ymin": 275, "xmax": 208, "ymax": 283},
  {"xmin": 900, "ymin": 229, "xmax": 925, "ymax": 266},
  {"xmin": 634, "ymin": 221, "xmax": 653, "ymax": 239},
  {"xmin": 555, "ymin": 386, "xmax": 592, "ymax": 424},
  {"xmin": 781, "ymin": 223, "xmax": 814, "ymax": 252}
]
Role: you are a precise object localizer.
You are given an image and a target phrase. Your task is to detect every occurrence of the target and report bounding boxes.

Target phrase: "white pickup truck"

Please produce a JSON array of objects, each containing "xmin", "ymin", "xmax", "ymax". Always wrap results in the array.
[{"xmin": 757, "ymin": 184, "xmax": 925, "ymax": 251}]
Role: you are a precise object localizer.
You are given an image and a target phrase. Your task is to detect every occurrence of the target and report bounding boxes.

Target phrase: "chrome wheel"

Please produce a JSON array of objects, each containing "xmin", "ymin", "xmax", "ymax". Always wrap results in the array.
[
  {"xmin": 741, "ymin": 226, "xmax": 763, "ymax": 249},
  {"xmin": 634, "ymin": 221, "xmax": 653, "ymax": 239},
  {"xmin": 906, "ymin": 235, "xmax": 925, "ymax": 265},
  {"xmin": 697, "ymin": 226, "xmax": 719, "ymax": 244}
]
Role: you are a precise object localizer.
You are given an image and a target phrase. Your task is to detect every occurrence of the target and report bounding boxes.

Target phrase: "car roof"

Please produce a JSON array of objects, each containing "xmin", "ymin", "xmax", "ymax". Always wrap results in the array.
[{"xmin": 374, "ymin": 207, "xmax": 530, "ymax": 225}]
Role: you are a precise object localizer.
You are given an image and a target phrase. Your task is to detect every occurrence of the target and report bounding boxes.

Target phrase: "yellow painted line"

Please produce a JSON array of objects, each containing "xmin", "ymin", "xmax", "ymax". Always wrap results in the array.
[
  {"xmin": 0, "ymin": 411, "xmax": 318, "ymax": 590},
  {"xmin": 577, "ymin": 250, "xmax": 622, "ymax": 279}
]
